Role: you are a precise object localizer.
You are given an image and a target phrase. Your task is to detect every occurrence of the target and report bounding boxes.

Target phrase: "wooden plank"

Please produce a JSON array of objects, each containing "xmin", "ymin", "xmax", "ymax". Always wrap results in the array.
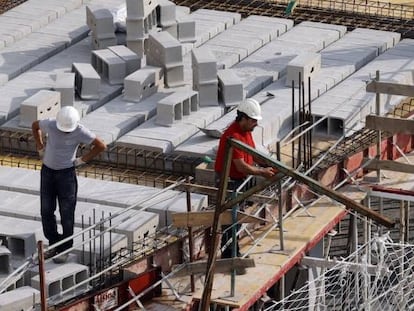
[
  {"xmin": 363, "ymin": 158, "xmax": 414, "ymax": 174},
  {"xmin": 171, "ymin": 210, "xmax": 267, "ymax": 227},
  {"xmin": 172, "ymin": 258, "xmax": 255, "ymax": 277},
  {"xmin": 366, "ymin": 80, "xmax": 414, "ymax": 97},
  {"xmin": 365, "ymin": 115, "xmax": 414, "ymax": 134}
]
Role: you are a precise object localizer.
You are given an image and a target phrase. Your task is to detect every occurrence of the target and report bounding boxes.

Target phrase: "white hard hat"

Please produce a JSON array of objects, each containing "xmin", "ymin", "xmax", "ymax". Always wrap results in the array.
[
  {"xmin": 237, "ymin": 98, "xmax": 262, "ymax": 120},
  {"xmin": 56, "ymin": 106, "xmax": 80, "ymax": 132}
]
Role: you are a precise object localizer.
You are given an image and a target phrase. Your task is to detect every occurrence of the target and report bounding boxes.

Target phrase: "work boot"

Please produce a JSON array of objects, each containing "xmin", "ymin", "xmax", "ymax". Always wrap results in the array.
[
  {"xmin": 43, "ymin": 248, "xmax": 57, "ymax": 260},
  {"xmin": 52, "ymin": 252, "xmax": 69, "ymax": 264}
]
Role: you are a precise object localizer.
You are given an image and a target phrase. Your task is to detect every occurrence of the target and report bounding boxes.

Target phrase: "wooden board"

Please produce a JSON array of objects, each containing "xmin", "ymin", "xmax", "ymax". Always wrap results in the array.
[{"xmin": 365, "ymin": 115, "xmax": 414, "ymax": 134}]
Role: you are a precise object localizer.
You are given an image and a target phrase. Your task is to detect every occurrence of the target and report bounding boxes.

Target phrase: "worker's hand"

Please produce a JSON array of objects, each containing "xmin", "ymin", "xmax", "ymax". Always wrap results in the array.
[
  {"xmin": 260, "ymin": 167, "xmax": 276, "ymax": 179},
  {"xmin": 37, "ymin": 147, "xmax": 45, "ymax": 159},
  {"xmin": 73, "ymin": 157, "xmax": 86, "ymax": 167}
]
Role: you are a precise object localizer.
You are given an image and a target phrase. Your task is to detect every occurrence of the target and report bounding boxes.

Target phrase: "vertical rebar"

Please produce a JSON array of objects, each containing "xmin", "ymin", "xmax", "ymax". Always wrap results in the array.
[
  {"xmin": 375, "ymin": 70, "xmax": 381, "ymax": 182},
  {"xmin": 291, "ymin": 79, "xmax": 295, "ymax": 169},
  {"xmin": 298, "ymin": 72, "xmax": 302, "ymax": 167},
  {"xmin": 37, "ymin": 241, "xmax": 47, "ymax": 311},
  {"xmin": 186, "ymin": 176, "xmax": 195, "ymax": 292},
  {"xmin": 277, "ymin": 142, "xmax": 284, "ymax": 250}
]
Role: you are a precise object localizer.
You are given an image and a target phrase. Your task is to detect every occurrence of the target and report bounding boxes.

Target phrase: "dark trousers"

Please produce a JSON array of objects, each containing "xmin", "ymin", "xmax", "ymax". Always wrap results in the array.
[
  {"xmin": 220, "ymin": 178, "xmax": 255, "ymax": 259},
  {"xmin": 40, "ymin": 164, "xmax": 77, "ymax": 253}
]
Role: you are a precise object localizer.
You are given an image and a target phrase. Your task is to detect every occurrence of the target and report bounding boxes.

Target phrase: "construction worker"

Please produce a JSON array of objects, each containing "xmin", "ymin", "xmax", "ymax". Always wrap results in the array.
[
  {"xmin": 214, "ymin": 98, "xmax": 275, "ymax": 260},
  {"xmin": 32, "ymin": 106, "xmax": 106, "ymax": 263}
]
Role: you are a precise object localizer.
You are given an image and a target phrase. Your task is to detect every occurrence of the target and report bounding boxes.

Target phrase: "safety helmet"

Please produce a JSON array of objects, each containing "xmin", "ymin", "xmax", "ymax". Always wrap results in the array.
[
  {"xmin": 237, "ymin": 98, "xmax": 262, "ymax": 120},
  {"xmin": 56, "ymin": 106, "xmax": 80, "ymax": 132}
]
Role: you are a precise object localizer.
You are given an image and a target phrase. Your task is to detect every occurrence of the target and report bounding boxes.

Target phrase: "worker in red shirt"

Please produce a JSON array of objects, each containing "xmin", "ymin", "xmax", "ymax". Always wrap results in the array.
[{"xmin": 215, "ymin": 98, "xmax": 275, "ymax": 259}]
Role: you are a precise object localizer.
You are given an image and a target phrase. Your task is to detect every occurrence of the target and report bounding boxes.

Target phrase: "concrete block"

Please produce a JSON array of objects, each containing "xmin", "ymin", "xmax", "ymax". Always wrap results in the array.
[
  {"xmin": 164, "ymin": 64, "xmax": 184, "ymax": 87},
  {"xmin": 194, "ymin": 82, "xmax": 218, "ymax": 107},
  {"xmin": 286, "ymin": 52, "xmax": 321, "ymax": 87},
  {"xmin": 113, "ymin": 211, "xmax": 159, "ymax": 249},
  {"xmin": 91, "ymin": 35, "xmax": 117, "ymax": 50},
  {"xmin": 127, "ymin": 38, "xmax": 145, "ymax": 58},
  {"xmin": 126, "ymin": 0, "xmax": 158, "ymax": 19},
  {"xmin": 91, "ymin": 49, "xmax": 127, "ymax": 85},
  {"xmin": 72, "ymin": 63, "xmax": 100, "ymax": 100},
  {"xmin": 0, "ymin": 246, "xmax": 11, "ymax": 274},
  {"xmin": 124, "ymin": 66, "xmax": 163, "ymax": 102},
  {"xmin": 19, "ymin": 90, "xmax": 61, "ymax": 128},
  {"xmin": 192, "ymin": 48, "xmax": 217, "ymax": 84},
  {"xmin": 146, "ymin": 31, "xmax": 183, "ymax": 67},
  {"xmin": 157, "ymin": 0, "xmax": 176, "ymax": 27},
  {"xmin": 217, "ymin": 69, "xmax": 245, "ymax": 106},
  {"xmin": 0, "ymin": 286, "xmax": 40, "ymax": 311},
  {"xmin": 126, "ymin": 17, "xmax": 146, "ymax": 39},
  {"xmin": 53, "ymin": 73, "xmax": 75, "ymax": 107},
  {"xmin": 86, "ymin": 6, "xmax": 114, "ymax": 38},
  {"xmin": 177, "ymin": 17, "xmax": 196, "ymax": 43},
  {"xmin": 31, "ymin": 263, "xmax": 89, "ymax": 297},
  {"xmin": 165, "ymin": 23, "xmax": 178, "ymax": 39},
  {"xmin": 7, "ymin": 232, "xmax": 37, "ymax": 259},
  {"xmin": 108, "ymin": 45, "xmax": 141, "ymax": 74}
]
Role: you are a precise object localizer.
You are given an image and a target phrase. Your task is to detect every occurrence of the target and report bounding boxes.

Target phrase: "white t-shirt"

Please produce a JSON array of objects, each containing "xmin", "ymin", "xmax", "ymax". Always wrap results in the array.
[{"xmin": 39, "ymin": 119, "xmax": 96, "ymax": 170}]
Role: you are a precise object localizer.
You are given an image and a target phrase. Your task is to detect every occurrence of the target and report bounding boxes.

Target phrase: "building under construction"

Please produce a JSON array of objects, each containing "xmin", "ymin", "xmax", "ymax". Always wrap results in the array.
[{"xmin": 0, "ymin": 0, "xmax": 414, "ymax": 310}]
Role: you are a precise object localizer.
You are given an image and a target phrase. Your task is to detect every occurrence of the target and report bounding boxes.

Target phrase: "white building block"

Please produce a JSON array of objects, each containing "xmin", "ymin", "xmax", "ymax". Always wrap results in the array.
[
  {"xmin": 91, "ymin": 49, "xmax": 127, "ymax": 85},
  {"xmin": 156, "ymin": 89, "xmax": 199, "ymax": 126},
  {"xmin": 157, "ymin": 0, "xmax": 176, "ymax": 27},
  {"xmin": 72, "ymin": 63, "xmax": 100, "ymax": 100},
  {"xmin": 285, "ymin": 52, "xmax": 321, "ymax": 87},
  {"xmin": 53, "ymin": 73, "xmax": 75, "ymax": 107},
  {"xmin": 108, "ymin": 45, "xmax": 141, "ymax": 74},
  {"xmin": 217, "ymin": 69, "xmax": 245, "ymax": 106},
  {"xmin": 19, "ymin": 90, "xmax": 61, "ymax": 128},
  {"xmin": 91, "ymin": 35, "xmax": 117, "ymax": 50},
  {"xmin": 123, "ymin": 66, "xmax": 163, "ymax": 102},
  {"xmin": 177, "ymin": 17, "xmax": 196, "ymax": 43},
  {"xmin": 146, "ymin": 31, "xmax": 183, "ymax": 67},
  {"xmin": 31, "ymin": 263, "xmax": 89, "ymax": 297},
  {"xmin": 126, "ymin": 17, "xmax": 146, "ymax": 39},
  {"xmin": 164, "ymin": 64, "xmax": 184, "ymax": 87},
  {"xmin": 194, "ymin": 82, "xmax": 218, "ymax": 107},
  {"xmin": 127, "ymin": 38, "xmax": 145, "ymax": 58},
  {"xmin": 0, "ymin": 286, "xmax": 40, "ymax": 311},
  {"xmin": 113, "ymin": 211, "xmax": 159, "ymax": 249},
  {"xmin": 0, "ymin": 246, "xmax": 11, "ymax": 274},
  {"xmin": 86, "ymin": 6, "xmax": 115, "ymax": 38},
  {"xmin": 126, "ymin": 0, "xmax": 159, "ymax": 19},
  {"xmin": 192, "ymin": 48, "xmax": 217, "ymax": 84},
  {"xmin": 7, "ymin": 232, "xmax": 37, "ymax": 259}
]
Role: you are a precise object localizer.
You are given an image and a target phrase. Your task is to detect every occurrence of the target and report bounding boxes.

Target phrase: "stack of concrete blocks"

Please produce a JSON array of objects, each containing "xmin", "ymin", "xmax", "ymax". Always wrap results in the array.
[
  {"xmin": 108, "ymin": 45, "xmax": 142, "ymax": 75},
  {"xmin": 72, "ymin": 63, "xmax": 100, "ymax": 100},
  {"xmin": 126, "ymin": 0, "xmax": 159, "ymax": 58},
  {"xmin": 217, "ymin": 69, "xmax": 245, "ymax": 106},
  {"xmin": 146, "ymin": 31, "xmax": 185, "ymax": 87},
  {"xmin": 192, "ymin": 48, "xmax": 218, "ymax": 106},
  {"xmin": 91, "ymin": 49, "xmax": 127, "ymax": 85},
  {"xmin": 123, "ymin": 66, "xmax": 163, "ymax": 102},
  {"xmin": 285, "ymin": 52, "xmax": 322, "ymax": 88},
  {"xmin": 31, "ymin": 263, "xmax": 89, "ymax": 298},
  {"xmin": 53, "ymin": 73, "xmax": 75, "ymax": 107},
  {"xmin": 86, "ymin": 6, "xmax": 117, "ymax": 50},
  {"xmin": 0, "ymin": 286, "xmax": 40, "ymax": 311},
  {"xmin": 19, "ymin": 90, "xmax": 61, "ymax": 128},
  {"xmin": 156, "ymin": 90, "xmax": 199, "ymax": 126},
  {"xmin": 158, "ymin": 0, "xmax": 196, "ymax": 43}
]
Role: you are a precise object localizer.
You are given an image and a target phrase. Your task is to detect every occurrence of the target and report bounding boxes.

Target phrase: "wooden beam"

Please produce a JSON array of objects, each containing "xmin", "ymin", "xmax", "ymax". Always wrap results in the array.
[
  {"xmin": 172, "ymin": 258, "xmax": 255, "ymax": 277},
  {"xmin": 363, "ymin": 158, "xmax": 414, "ymax": 174},
  {"xmin": 365, "ymin": 115, "xmax": 414, "ymax": 134},
  {"xmin": 172, "ymin": 210, "xmax": 267, "ymax": 227},
  {"xmin": 366, "ymin": 80, "xmax": 414, "ymax": 97}
]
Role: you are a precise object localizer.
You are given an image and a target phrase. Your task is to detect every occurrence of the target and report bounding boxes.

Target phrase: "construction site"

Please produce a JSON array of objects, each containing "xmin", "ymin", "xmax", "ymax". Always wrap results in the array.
[{"xmin": 1, "ymin": 0, "xmax": 414, "ymax": 310}]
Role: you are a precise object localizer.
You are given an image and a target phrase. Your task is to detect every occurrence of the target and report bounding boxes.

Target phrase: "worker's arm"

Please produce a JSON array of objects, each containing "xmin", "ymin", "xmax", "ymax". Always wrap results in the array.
[
  {"xmin": 233, "ymin": 158, "xmax": 275, "ymax": 178},
  {"xmin": 31, "ymin": 121, "xmax": 44, "ymax": 151},
  {"xmin": 79, "ymin": 137, "xmax": 107, "ymax": 163}
]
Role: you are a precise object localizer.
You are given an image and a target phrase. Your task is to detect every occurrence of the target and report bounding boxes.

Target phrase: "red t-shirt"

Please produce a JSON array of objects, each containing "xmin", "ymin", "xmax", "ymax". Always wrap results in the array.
[{"xmin": 214, "ymin": 121, "xmax": 255, "ymax": 180}]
